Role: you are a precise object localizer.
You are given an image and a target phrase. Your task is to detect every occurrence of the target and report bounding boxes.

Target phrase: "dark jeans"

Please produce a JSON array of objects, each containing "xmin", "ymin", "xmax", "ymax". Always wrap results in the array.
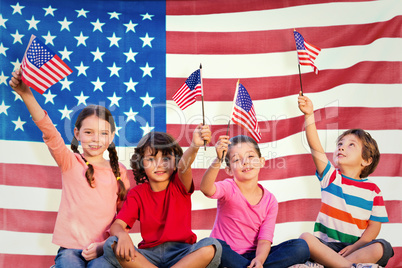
[{"xmin": 218, "ymin": 239, "xmax": 310, "ymax": 268}]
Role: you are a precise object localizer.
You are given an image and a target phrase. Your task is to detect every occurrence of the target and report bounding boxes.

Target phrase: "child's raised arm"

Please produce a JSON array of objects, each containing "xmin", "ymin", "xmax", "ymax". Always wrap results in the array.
[
  {"xmin": 298, "ymin": 93, "xmax": 328, "ymax": 176},
  {"xmin": 200, "ymin": 135, "xmax": 230, "ymax": 197},
  {"xmin": 9, "ymin": 70, "xmax": 45, "ymax": 121},
  {"xmin": 178, "ymin": 123, "xmax": 211, "ymax": 192}
]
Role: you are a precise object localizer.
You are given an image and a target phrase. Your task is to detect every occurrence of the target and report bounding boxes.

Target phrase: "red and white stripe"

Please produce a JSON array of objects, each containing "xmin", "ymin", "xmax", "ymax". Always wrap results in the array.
[{"xmin": 172, "ymin": 83, "xmax": 202, "ymax": 110}]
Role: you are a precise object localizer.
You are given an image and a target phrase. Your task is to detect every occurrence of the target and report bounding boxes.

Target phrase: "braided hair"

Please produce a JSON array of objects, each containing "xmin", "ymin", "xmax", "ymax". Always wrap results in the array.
[{"xmin": 70, "ymin": 105, "xmax": 127, "ymax": 201}]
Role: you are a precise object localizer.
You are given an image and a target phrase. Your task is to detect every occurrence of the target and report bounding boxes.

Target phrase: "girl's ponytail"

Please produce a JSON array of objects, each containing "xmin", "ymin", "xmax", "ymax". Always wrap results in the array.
[
  {"xmin": 71, "ymin": 137, "xmax": 95, "ymax": 188},
  {"xmin": 108, "ymin": 142, "xmax": 127, "ymax": 201}
]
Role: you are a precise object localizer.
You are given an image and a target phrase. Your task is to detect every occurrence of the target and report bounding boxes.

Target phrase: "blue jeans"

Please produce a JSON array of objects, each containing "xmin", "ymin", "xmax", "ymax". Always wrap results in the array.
[
  {"xmin": 218, "ymin": 239, "xmax": 310, "ymax": 268},
  {"xmin": 54, "ymin": 247, "xmax": 114, "ymax": 268},
  {"xmin": 102, "ymin": 236, "xmax": 222, "ymax": 268}
]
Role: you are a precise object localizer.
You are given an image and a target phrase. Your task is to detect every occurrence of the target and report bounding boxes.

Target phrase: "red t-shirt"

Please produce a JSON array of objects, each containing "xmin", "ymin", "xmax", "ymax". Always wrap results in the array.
[{"xmin": 117, "ymin": 173, "xmax": 197, "ymax": 248}]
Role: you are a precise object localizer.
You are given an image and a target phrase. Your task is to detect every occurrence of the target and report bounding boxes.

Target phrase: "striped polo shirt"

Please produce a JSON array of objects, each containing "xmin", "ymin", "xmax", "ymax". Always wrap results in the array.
[{"xmin": 314, "ymin": 161, "xmax": 388, "ymax": 243}]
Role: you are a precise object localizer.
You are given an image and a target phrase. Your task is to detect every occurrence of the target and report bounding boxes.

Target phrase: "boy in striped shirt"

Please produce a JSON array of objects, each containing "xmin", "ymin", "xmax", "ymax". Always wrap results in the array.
[{"xmin": 297, "ymin": 94, "xmax": 394, "ymax": 267}]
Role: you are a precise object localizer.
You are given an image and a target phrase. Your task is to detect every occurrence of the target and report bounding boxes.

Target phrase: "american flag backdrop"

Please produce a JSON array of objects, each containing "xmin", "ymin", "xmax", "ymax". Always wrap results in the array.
[{"xmin": 0, "ymin": 0, "xmax": 401, "ymax": 267}]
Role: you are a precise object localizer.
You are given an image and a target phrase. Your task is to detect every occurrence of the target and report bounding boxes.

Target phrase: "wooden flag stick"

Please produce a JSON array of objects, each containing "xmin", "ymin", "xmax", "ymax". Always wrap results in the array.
[
  {"xmin": 298, "ymin": 64, "xmax": 303, "ymax": 96},
  {"xmin": 221, "ymin": 119, "xmax": 231, "ymax": 163},
  {"xmin": 200, "ymin": 63, "xmax": 206, "ymax": 150},
  {"xmin": 221, "ymin": 79, "xmax": 239, "ymax": 163}
]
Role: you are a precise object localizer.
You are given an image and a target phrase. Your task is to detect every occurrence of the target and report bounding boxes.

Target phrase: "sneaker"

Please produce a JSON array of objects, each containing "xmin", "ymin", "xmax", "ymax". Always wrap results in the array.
[
  {"xmin": 353, "ymin": 264, "xmax": 380, "ymax": 268},
  {"xmin": 288, "ymin": 262, "xmax": 324, "ymax": 268}
]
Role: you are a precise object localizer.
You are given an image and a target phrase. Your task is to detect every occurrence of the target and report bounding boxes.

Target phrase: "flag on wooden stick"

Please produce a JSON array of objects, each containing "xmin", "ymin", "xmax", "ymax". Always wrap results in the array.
[
  {"xmin": 231, "ymin": 81, "xmax": 261, "ymax": 142},
  {"xmin": 172, "ymin": 68, "xmax": 202, "ymax": 110},
  {"xmin": 21, "ymin": 35, "xmax": 73, "ymax": 94},
  {"xmin": 293, "ymin": 30, "xmax": 321, "ymax": 74}
]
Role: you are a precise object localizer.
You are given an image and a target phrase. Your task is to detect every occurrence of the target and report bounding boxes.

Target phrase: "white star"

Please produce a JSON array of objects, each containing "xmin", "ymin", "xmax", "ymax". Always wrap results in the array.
[
  {"xmin": 76, "ymin": 8, "xmax": 89, "ymax": 18},
  {"xmin": 10, "ymin": 58, "xmax": 22, "ymax": 71},
  {"xmin": 11, "ymin": 30, "xmax": 24, "ymax": 44},
  {"xmin": 58, "ymin": 17, "xmax": 72, "ymax": 31},
  {"xmin": 140, "ymin": 33, "xmax": 154, "ymax": 48},
  {"xmin": 140, "ymin": 62, "xmax": 154, "ymax": 78},
  {"xmin": 59, "ymin": 77, "xmax": 73, "ymax": 91},
  {"xmin": 0, "ymin": 14, "xmax": 8, "ymax": 28},
  {"xmin": 42, "ymin": 89, "xmax": 57, "ymax": 104},
  {"xmin": 0, "ymin": 43, "xmax": 9, "ymax": 57},
  {"xmin": 91, "ymin": 19, "xmax": 105, "ymax": 32},
  {"xmin": 107, "ymin": 33, "xmax": 121, "ymax": 47},
  {"xmin": 124, "ymin": 20, "xmax": 138, "ymax": 33},
  {"xmin": 124, "ymin": 48, "xmax": 138, "ymax": 63},
  {"xmin": 59, "ymin": 46, "xmax": 73, "ymax": 61},
  {"xmin": 75, "ymin": 61, "xmax": 89, "ymax": 76},
  {"xmin": 0, "ymin": 71, "xmax": 9, "ymax": 85},
  {"xmin": 11, "ymin": 91, "xmax": 23, "ymax": 101},
  {"xmin": 140, "ymin": 13, "xmax": 154, "ymax": 20},
  {"xmin": 59, "ymin": 105, "xmax": 73, "ymax": 120},
  {"xmin": 140, "ymin": 122, "xmax": 154, "ymax": 136},
  {"xmin": 26, "ymin": 15, "xmax": 40, "ymax": 30},
  {"xmin": 124, "ymin": 107, "xmax": 138, "ymax": 122},
  {"xmin": 124, "ymin": 78, "xmax": 138, "ymax": 93},
  {"xmin": 42, "ymin": 31, "xmax": 56, "ymax": 46},
  {"xmin": 114, "ymin": 125, "xmax": 122, "ymax": 137},
  {"xmin": 140, "ymin": 92, "xmax": 154, "ymax": 107},
  {"xmin": 107, "ymin": 62, "xmax": 121, "ymax": 77},
  {"xmin": 0, "ymin": 100, "xmax": 10, "ymax": 115},
  {"xmin": 43, "ymin": 5, "xmax": 57, "ymax": 16},
  {"xmin": 12, "ymin": 116, "xmax": 26, "ymax": 131},
  {"xmin": 74, "ymin": 32, "xmax": 89, "ymax": 47},
  {"xmin": 108, "ymin": 11, "xmax": 121, "ymax": 20},
  {"xmin": 11, "ymin": 2, "xmax": 25, "ymax": 15},
  {"xmin": 107, "ymin": 92, "xmax": 122, "ymax": 107},
  {"xmin": 91, "ymin": 47, "xmax": 105, "ymax": 62},
  {"xmin": 74, "ymin": 91, "xmax": 89, "ymax": 106},
  {"xmin": 91, "ymin": 77, "xmax": 105, "ymax": 92}
]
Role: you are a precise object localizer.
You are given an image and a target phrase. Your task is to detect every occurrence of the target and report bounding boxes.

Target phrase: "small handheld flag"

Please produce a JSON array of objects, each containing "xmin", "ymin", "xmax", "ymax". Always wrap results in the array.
[
  {"xmin": 293, "ymin": 30, "xmax": 321, "ymax": 75},
  {"xmin": 231, "ymin": 82, "xmax": 262, "ymax": 142},
  {"xmin": 21, "ymin": 35, "xmax": 73, "ymax": 94},
  {"xmin": 172, "ymin": 69, "xmax": 202, "ymax": 110}
]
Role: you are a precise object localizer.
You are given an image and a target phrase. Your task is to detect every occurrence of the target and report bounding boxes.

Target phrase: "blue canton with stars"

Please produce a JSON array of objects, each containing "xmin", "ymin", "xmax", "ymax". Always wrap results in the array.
[
  {"xmin": 235, "ymin": 84, "xmax": 252, "ymax": 113},
  {"xmin": 293, "ymin": 31, "xmax": 306, "ymax": 50},
  {"xmin": 185, "ymin": 69, "xmax": 201, "ymax": 90},
  {"xmin": 0, "ymin": 0, "xmax": 166, "ymax": 147}
]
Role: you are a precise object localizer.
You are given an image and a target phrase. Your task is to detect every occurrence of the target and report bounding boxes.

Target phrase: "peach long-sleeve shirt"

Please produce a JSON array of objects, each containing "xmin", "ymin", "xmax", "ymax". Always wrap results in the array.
[{"xmin": 35, "ymin": 112, "xmax": 130, "ymax": 249}]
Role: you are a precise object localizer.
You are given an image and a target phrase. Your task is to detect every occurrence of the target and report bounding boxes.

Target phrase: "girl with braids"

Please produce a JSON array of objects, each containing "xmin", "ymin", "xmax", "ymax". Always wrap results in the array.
[{"xmin": 9, "ymin": 70, "xmax": 130, "ymax": 268}]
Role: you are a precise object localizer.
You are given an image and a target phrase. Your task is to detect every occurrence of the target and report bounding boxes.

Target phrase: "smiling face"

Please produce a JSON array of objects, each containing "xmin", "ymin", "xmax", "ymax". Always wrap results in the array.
[
  {"xmin": 142, "ymin": 147, "xmax": 176, "ymax": 191},
  {"xmin": 225, "ymin": 141, "xmax": 265, "ymax": 182},
  {"xmin": 333, "ymin": 134, "xmax": 370, "ymax": 173},
  {"xmin": 74, "ymin": 114, "xmax": 115, "ymax": 159}
]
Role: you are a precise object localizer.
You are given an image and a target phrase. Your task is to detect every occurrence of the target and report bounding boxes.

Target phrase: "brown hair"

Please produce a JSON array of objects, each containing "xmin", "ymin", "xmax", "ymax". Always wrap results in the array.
[
  {"xmin": 337, "ymin": 129, "xmax": 380, "ymax": 178},
  {"xmin": 70, "ymin": 105, "xmax": 127, "ymax": 201},
  {"xmin": 131, "ymin": 132, "xmax": 183, "ymax": 185},
  {"xmin": 224, "ymin": 135, "xmax": 261, "ymax": 168}
]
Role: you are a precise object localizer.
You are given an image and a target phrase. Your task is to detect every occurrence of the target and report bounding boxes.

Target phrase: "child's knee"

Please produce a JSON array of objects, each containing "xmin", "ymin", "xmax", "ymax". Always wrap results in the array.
[
  {"xmin": 201, "ymin": 244, "xmax": 216, "ymax": 257},
  {"xmin": 299, "ymin": 232, "xmax": 314, "ymax": 241}
]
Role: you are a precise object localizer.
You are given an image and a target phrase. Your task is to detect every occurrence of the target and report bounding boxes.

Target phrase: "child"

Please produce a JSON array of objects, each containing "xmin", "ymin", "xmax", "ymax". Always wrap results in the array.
[
  {"xmin": 101, "ymin": 129, "xmax": 222, "ymax": 268},
  {"xmin": 200, "ymin": 135, "xmax": 310, "ymax": 268},
  {"xmin": 9, "ymin": 70, "xmax": 130, "ymax": 267},
  {"xmin": 297, "ymin": 93, "xmax": 394, "ymax": 267}
]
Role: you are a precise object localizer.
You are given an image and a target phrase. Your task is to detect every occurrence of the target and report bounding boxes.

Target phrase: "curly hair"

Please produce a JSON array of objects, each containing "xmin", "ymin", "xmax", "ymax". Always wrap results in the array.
[
  {"xmin": 131, "ymin": 132, "xmax": 183, "ymax": 185},
  {"xmin": 337, "ymin": 129, "xmax": 380, "ymax": 178},
  {"xmin": 70, "ymin": 105, "xmax": 127, "ymax": 201}
]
